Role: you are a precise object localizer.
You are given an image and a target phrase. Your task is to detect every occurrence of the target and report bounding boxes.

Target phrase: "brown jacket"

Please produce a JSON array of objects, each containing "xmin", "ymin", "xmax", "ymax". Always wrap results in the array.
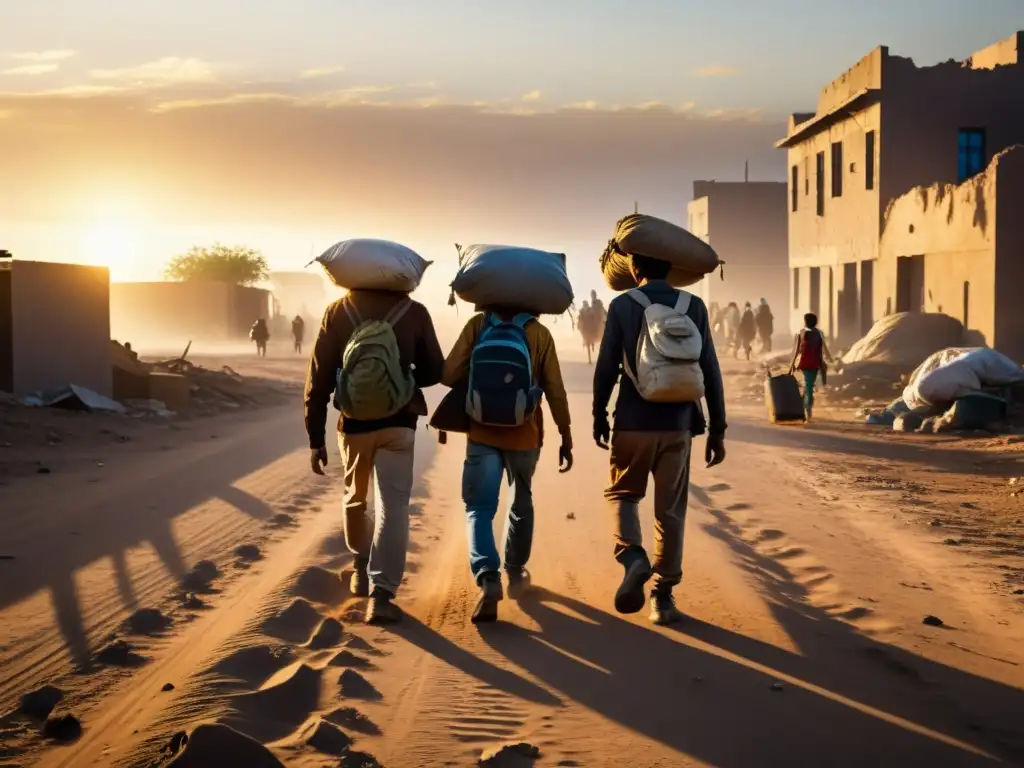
[
  {"xmin": 442, "ymin": 313, "xmax": 571, "ymax": 452},
  {"xmin": 304, "ymin": 290, "xmax": 444, "ymax": 448}
]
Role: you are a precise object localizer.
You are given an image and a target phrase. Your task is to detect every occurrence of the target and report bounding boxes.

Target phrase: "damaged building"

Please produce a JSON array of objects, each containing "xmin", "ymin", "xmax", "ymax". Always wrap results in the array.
[
  {"xmin": 777, "ymin": 30, "xmax": 1024, "ymax": 348},
  {"xmin": 687, "ymin": 180, "xmax": 789, "ymax": 332}
]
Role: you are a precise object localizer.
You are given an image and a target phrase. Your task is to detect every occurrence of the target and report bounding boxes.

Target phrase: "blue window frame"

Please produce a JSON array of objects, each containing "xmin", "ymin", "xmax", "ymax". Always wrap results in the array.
[{"xmin": 958, "ymin": 128, "xmax": 986, "ymax": 182}]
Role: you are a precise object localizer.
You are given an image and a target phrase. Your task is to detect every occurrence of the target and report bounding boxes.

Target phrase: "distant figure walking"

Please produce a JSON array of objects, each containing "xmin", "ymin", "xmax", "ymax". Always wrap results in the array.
[
  {"xmin": 578, "ymin": 301, "xmax": 600, "ymax": 364},
  {"xmin": 292, "ymin": 315, "xmax": 306, "ymax": 354},
  {"xmin": 250, "ymin": 318, "xmax": 270, "ymax": 357},
  {"xmin": 754, "ymin": 298, "xmax": 774, "ymax": 353},
  {"xmin": 720, "ymin": 302, "xmax": 740, "ymax": 353},
  {"xmin": 737, "ymin": 302, "xmax": 757, "ymax": 360},
  {"xmin": 589, "ymin": 289, "xmax": 607, "ymax": 339},
  {"xmin": 789, "ymin": 312, "xmax": 833, "ymax": 421}
]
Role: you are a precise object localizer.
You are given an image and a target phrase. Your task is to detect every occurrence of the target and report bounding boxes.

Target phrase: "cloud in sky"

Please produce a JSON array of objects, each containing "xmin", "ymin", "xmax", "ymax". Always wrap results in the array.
[
  {"xmin": 89, "ymin": 56, "xmax": 224, "ymax": 85},
  {"xmin": 693, "ymin": 65, "xmax": 740, "ymax": 77},
  {"xmin": 300, "ymin": 65, "xmax": 345, "ymax": 79},
  {"xmin": 3, "ymin": 64, "xmax": 59, "ymax": 76},
  {"xmin": 0, "ymin": 81, "xmax": 785, "ymax": 249},
  {"xmin": 10, "ymin": 50, "xmax": 77, "ymax": 62},
  {"xmin": 521, "ymin": 89, "xmax": 542, "ymax": 102}
]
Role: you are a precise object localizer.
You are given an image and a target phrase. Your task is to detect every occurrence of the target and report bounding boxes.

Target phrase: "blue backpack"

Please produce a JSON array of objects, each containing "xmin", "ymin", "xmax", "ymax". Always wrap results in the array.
[{"xmin": 467, "ymin": 313, "xmax": 542, "ymax": 427}]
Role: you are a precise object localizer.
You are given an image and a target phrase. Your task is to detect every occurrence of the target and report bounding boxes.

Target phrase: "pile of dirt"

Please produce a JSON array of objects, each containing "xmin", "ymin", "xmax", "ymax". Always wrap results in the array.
[{"xmin": 840, "ymin": 313, "xmax": 971, "ymax": 378}]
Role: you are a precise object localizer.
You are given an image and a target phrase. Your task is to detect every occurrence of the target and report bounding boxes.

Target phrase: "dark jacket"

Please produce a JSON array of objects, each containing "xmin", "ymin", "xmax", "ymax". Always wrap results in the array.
[
  {"xmin": 304, "ymin": 290, "xmax": 444, "ymax": 448},
  {"xmin": 593, "ymin": 281, "xmax": 726, "ymax": 437}
]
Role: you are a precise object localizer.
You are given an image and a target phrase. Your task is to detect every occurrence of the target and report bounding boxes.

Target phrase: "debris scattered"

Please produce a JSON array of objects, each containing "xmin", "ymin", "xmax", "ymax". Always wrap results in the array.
[
  {"xmin": 43, "ymin": 713, "xmax": 82, "ymax": 742},
  {"xmin": 479, "ymin": 742, "xmax": 541, "ymax": 766},
  {"xmin": 19, "ymin": 685, "xmax": 64, "ymax": 719},
  {"xmin": 922, "ymin": 615, "xmax": 945, "ymax": 628},
  {"xmin": 162, "ymin": 683, "xmax": 175, "ymax": 692},
  {"xmin": 566, "ymin": 512, "xmax": 576, "ymax": 520}
]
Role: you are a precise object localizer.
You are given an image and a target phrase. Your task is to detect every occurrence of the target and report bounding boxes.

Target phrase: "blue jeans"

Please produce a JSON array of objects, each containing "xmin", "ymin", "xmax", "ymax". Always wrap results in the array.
[
  {"xmin": 802, "ymin": 368, "xmax": 819, "ymax": 411},
  {"xmin": 462, "ymin": 441, "xmax": 540, "ymax": 583}
]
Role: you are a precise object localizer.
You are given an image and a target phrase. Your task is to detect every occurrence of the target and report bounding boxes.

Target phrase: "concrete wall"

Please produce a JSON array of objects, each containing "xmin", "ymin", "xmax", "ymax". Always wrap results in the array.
[
  {"xmin": 111, "ymin": 281, "xmax": 273, "ymax": 345},
  {"xmin": 781, "ymin": 30, "xmax": 1024, "ymax": 346},
  {"xmin": 881, "ymin": 52, "xmax": 1024, "ymax": 216},
  {"xmin": 687, "ymin": 181, "xmax": 789, "ymax": 332},
  {"xmin": 877, "ymin": 151, "xmax": 1006, "ymax": 355},
  {"xmin": 9, "ymin": 261, "xmax": 112, "ymax": 397},
  {"xmin": 995, "ymin": 147, "xmax": 1024, "ymax": 362}
]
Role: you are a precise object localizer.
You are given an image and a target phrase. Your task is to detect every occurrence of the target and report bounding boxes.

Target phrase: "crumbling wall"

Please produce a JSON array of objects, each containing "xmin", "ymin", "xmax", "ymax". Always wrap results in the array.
[
  {"xmin": 10, "ymin": 261, "xmax": 112, "ymax": 397},
  {"xmin": 877, "ymin": 152, "xmax": 1002, "ymax": 347},
  {"xmin": 995, "ymin": 147, "xmax": 1024, "ymax": 362},
  {"xmin": 815, "ymin": 47, "xmax": 885, "ymax": 115},
  {"xmin": 969, "ymin": 31, "xmax": 1022, "ymax": 70}
]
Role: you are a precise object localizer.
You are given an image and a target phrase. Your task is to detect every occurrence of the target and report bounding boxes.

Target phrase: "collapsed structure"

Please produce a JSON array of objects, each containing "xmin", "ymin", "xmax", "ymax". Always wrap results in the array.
[{"xmin": 777, "ymin": 31, "xmax": 1024, "ymax": 353}]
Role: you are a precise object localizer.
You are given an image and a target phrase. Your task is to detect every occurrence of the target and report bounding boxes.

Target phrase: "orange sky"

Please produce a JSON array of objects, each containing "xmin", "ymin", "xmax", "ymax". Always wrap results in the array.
[{"xmin": 0, "ymin": 87, "xmax": 784, "ymax": 296}]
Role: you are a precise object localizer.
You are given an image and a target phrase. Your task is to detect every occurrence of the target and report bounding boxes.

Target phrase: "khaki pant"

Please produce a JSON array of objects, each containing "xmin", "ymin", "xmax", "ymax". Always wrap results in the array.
[
  {"xmin": 604, "ymin": 430, "xmax": 692, "ymax": 590},
  {"xmin": 339, "ymin": 427, "xmax": 416, "ymax": 595}
]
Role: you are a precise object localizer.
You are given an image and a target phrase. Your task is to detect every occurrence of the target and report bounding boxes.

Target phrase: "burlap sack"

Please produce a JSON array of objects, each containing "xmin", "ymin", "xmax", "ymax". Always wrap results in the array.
[
  {"xmin": 600, "ymin": 214, "xmax": 722, "ymax": 291},
  {"xmin": 314, "ymin": 238, "xmax": 430, "ymax": 292}
]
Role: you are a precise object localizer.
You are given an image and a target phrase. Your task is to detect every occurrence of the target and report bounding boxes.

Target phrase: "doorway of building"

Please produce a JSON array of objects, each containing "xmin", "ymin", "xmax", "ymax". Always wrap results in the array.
[
  {"xmin": 809, "ymin": 266, "xmax": 821, "ymax": 318},
  {"xmin": 838, "ymin": 262, "xmax": 858, "ymax": 344},
  {"xmin": 860, "ymin": 260, "xmax": 874, "ymax": 335},
  {"xmin": 896, "ymin": 255, "xmax": 924, "ymax": 313}
]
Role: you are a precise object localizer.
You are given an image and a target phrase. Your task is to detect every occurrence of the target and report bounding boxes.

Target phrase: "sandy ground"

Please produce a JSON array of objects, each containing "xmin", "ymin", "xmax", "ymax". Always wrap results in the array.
[{"xmin": 1, "ymin": 353, "xmax": 1023, "ymax": 767}]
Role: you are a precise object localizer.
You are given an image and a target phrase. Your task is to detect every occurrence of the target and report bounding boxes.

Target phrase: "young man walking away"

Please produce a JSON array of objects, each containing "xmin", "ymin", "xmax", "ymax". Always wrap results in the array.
[
  {"xmin": 789, "ymin": 312, "xmax": 833, "ymax": 421},
  {"xmin": 305, "ymin": 290, "xmax": 444, "ymax": 624},
  {"xmin": 443, "ymin": 306, "xmax": 573, "ymax": 624},
  {"xmin": 593, "ymin": 254, "xmax": 727, "ymax": 625}
]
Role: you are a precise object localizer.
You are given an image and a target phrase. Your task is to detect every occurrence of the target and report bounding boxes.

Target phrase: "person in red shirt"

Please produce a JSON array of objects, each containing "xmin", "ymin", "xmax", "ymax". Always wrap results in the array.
[{"xmin": 789, "ymin": 312, "xmax": 833, "ymax": 420}]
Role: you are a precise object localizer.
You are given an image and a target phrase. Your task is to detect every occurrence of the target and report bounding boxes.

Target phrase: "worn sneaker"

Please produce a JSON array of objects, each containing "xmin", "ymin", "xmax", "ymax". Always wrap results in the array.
[
  {"xmin": 471, "ymin": 573, "xmax": 504, "ymax": 624},
  {"xmin": 649, "ymin": 590, "xmax": 685, "ymax": 626},
  {"xmin": 506, "ymin": 569, "xmax": 531, "ymax": 600},
  {"xmin": 614, "ymin": 554, "xmax": 653, "ymax": 614},
  {"xmin": 350, "ymin": 563, "xmax": 370, "ymax": 598},
  {"xmin": 365, "ymin": 588, "xmax": 402, "ymax": 624}
]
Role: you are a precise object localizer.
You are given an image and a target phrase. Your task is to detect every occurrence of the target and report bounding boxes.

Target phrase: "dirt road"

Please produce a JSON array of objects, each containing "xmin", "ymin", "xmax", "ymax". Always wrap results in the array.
[{"xmin": 1, "ymin": 358, "xmax": 1022, "ymax": 767}]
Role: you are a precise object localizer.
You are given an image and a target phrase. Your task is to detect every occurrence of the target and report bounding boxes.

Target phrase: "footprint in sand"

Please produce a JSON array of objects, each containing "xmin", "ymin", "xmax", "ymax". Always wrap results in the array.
[
  {"xmin": 307, "ymin": 618, "xmax": 345, "ymax": 650},
  {"xmin": 338, "ymin": 669, "xmax": 382, "ymax": 701},
  {"xmin": 127, "ymin": 608, "xmax": 173, "ymax": 636},
  {"xmin": 95, "ymin": 638, "xmax": 147, "ymax": 668},
  {"xmin": 19, "ymin": 685, "xmax": 64, "ymax": 719},
  {"xmin": 325, "ymin": 706, "xmax": 381, "ymax": 735},
  {"xmin": 165, "ymin": 723, "xmax": 284, "ymax": 767},
  {"xmin": 329, "ymin": 650, "xmax": 375, "ymax": 669},
  {"xmin": 262, "ymin": 599, "xmax": 324, "ymax": 644},
  {"xmin": 292, "ymin": 566, "xmax": 348, "ymax": 605},
  {"xmin": 300, "ymin": 719, "xmax": 352, "ymax": 756},
  {"xmin": 211, "ymin": 645, "xmax": 296, "ymax": 686},
  {"xmin": 268, "ymin": 513, "xmax": 297, "ymax": 530},
  {"xmin": 180, "ymin": 560, "xmax": 220, "ymax": 594},
  {"xmin": 341, "ymin": 636, "xmax": 386, "ymax": 657},
  {"xmin": 234, "ymin": 543, "xmax": 263, "ymax": 563},
  {"xmin": 232, "ymin": 664, "xmax": 322, "ymax": 739}
]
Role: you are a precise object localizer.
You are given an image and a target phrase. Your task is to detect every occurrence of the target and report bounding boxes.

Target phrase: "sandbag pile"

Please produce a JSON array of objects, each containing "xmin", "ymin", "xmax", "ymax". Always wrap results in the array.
[
  {"xmin": 312, "ymin": 238, "xmax": 431, "ymax": 292},
  {"xmin": 449, "ymin": 244, "xmax": 574, "ymax": 316},
  {"xmin": 600, "ymin": 214, "xmax": 722, "ymax": 291}
]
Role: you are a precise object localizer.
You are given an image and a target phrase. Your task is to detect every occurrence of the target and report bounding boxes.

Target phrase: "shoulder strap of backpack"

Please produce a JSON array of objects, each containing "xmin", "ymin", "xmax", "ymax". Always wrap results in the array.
[
  {"xmin": 511, "ymin": 313, "xmax": 535, "ymax": 329},
  {"xmin": 673, "ymin": 290, "xmax": 692, "ymax": 314},
  {"xmin": 627, "ymin": 288, "xmax": 652, "ymax": 309},
  {"xmin": 342, "ymin": 298, "xmax": 363, "ymax": 328},
  {"xmin": 383, "ymin": 297, "xmax": 412, "ymax": 326}
]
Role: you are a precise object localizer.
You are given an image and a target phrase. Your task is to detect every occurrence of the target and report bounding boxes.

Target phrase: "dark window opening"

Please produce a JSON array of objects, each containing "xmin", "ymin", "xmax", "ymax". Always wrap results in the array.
[
  {"xmin": 815, "ymin": 152, "xmax": 825, "ymax": 216},
  {"xmin": 957, "ymin": 128, "xmax": 986, "ymax": 182},
  {"xmin": 830, "ymin": 141, "xmax": 843, "ymax": 197},
  {"xmin": 793, "ymin": 268, "xmax": 800, "ymax": 309},
  {"xmin": 791, "ymin": 165, "xmax": 799, "ymax": 212},
  {"xmin": 865, "ymin": 131, "xmax": 875, "ymax": 190}
]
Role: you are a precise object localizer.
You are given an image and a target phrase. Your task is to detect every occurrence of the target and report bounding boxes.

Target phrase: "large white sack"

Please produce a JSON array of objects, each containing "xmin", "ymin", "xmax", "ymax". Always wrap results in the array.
[
  {"xmin": 601, "ymin": 214, "xmax": 722, "ymax": 291},
  {"xmin": 313, "ymin": 238, "xmax": 431, "ymax": 292},
  {"xmin": 450, "ymin": 244, "xmax": 574, "ymax": 316},
  {"xmin": 903, "ymin": 347, "xmax": 1023, "ymax": 409}
]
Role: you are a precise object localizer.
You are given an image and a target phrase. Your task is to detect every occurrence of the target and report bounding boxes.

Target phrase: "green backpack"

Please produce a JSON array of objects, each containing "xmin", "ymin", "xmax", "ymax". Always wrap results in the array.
[{"xmin": 334, "ymin": 298, "xmax": 416, "ymax": 421}]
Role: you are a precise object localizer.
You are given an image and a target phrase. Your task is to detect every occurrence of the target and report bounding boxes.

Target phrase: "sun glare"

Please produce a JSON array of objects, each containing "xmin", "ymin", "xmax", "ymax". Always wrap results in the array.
[{"xmin": 78, "ymin": 220, "xmax": 140, "ymax": 280}]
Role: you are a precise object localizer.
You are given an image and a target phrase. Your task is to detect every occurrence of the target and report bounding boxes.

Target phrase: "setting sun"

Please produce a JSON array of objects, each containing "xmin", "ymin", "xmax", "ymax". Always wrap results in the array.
[{"xmin": 77, "ymin": 220, "xmax": 140, "ymax": 280}]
